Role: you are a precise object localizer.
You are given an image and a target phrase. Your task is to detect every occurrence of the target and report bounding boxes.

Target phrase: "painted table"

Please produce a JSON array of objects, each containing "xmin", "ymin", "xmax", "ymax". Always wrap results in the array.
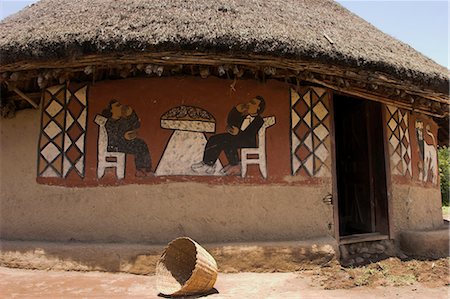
[{"xmin": 155, "ymin": 108, "xmax": 224, "ymax": 176}]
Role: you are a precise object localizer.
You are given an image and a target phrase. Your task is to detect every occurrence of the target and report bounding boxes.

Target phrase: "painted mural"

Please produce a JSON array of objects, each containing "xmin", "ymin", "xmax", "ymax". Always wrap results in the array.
[
  {"xmin": 415, "ymin": 119, "xmax": 438, "ymax": 184},
  {"xmin": 155, "ymin": 96, "xmax": 275, "ymax": 178},
  {"xmin": 156, "ymin": 105, "xmax": 222, "ymax": 176},
  {"xmin": 386, "ymin": 105, "xmax": 412, "ymax": 177},
  {"xmin": 96, "ymin": 100, "xmax": 153, "ymax": 179},
  {"xmin": 191, "ymin": 96, "xmax": 269, "ymax": 177},
  {"xmin": 36, "ymin": 79, "xmax": 441, "ymax": 188},
  {"xmin": 240, "ymin": 116, "xmax": 275, "ymax": 179},
  {"xmin": 290, "ymin": 87, "xmax": 331, "ymax": 177},
  {"xmin": 37, "ymin": 79, "xmax": 337, "ymax": 186},
  {"xmin": 385, "ymin": 105, "xmax": 439, "ymax": 186},
  {"xmin": 38, "ymin": 84, "xmax": 88, "ymax": 178}
]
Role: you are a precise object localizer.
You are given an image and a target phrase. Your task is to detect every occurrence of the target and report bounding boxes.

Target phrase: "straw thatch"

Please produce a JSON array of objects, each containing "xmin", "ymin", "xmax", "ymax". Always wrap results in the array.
[{"xmin": 0, "ymin": 0, "xmax": 448, "ymax": 94}]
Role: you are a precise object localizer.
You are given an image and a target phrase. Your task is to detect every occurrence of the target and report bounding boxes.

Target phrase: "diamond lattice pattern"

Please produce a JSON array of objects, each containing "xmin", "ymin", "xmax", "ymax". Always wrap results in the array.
[
  {"xmin": 38, "ymin": 85, "xmax": 88, "ymax": 179},
  {"xmin": 38, "ymin": 86, "xmax": 65, "ymax": 177},
  {"xmin": 385, "ymin": 105, "xmax": 412, "ymax": 176},
  {"xmin": 63, "ymin": 86, "xmax": 87, "ymax": 177},
  {"xmin": 290, "ymin": 88, "xmax": 331, "ymax": 177}
]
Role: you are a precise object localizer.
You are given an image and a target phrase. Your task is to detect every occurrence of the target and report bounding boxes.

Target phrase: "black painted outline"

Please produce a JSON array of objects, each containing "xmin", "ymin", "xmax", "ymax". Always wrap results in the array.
[
  {"xmin": 244, "ymin": 115, "xmax": 275, "ymax": 180},
  {"xmin": 386, "ymin": 106, "xmax": 411, "ymax": 175},
  {"xmin": 291, "ymin": 87, "xmax": 331, "ymax": 177},
  {"xmin": 93, "ymin": 102, "xmax": 132, "ymax": 180},
  {"xmin": 292, "ymin": 88, "xmax": 314, "ymax": 176},
  {"xmin": 37, "ymin": 86, "xmax": 66, "ymax": 178},
  {"xmin": 82, "ymin": 84, "xmax": 89, "ymax": 179},
  {"xmin": 310, "ymin": 89, "xmax": 331, "ymax": 174},
  {"xmin": 63, "ymin": 85, "xmax": 89, "ymax": 179},
  {"xmin": 153, "ymin": 130, "xmax": 175, "ymax": 175},
  {"xmin": 93, "ymin": 114, "xmax": 129, "ymax": 180},
  {"xmin": 289, "ymin": 88, "xmax": 294, "ymax": 175}
]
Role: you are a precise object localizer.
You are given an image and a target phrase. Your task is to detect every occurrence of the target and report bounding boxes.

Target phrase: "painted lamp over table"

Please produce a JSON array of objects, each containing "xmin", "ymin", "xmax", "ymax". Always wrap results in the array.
[{"xmin": 156, "ymin": 106, "xmax": 224, "ymax": 176}]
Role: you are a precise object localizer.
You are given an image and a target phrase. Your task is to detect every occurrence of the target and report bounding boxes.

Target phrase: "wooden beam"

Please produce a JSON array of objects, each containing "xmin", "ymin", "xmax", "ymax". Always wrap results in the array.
[
  {"xmin": 308, "ymin": 78, "xmax": 447, "ymax": 118},
  {"xmin": 1, "ymin": 51, "xmax": 448, "ymax": 97},
  {"xmin": 5, "ymin": 81, "xmax": 39, "ymax": 109},
  {"xmin": 3, "ymin": 92, "xmax": 41, "ymax": 103},
  {"xmin": 1, "ymin": 51, "xmax": 447, "ymax": 114}
]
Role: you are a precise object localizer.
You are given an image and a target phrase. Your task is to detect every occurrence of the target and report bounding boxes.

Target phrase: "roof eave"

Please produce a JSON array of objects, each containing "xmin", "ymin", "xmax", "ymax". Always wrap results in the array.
[{"xmin": 1, "ymin": 51, "xmax": 448, "ymax": 117}]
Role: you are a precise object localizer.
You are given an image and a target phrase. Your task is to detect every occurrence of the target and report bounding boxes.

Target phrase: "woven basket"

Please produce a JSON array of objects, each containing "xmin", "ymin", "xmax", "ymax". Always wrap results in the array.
[{"xmin": 156, "ymin": 237, "xmax": 218, "ymax": 297}]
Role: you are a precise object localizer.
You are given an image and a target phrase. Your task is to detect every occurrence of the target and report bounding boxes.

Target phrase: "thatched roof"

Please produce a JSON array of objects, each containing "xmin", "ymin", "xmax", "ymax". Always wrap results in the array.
[{"xmin": 0, "ymin": 0, "xmax": 448, "ymax": 94}]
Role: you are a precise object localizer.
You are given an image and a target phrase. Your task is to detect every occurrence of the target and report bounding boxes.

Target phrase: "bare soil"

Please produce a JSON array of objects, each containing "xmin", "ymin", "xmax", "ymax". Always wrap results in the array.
[
  {"xmin": 304, "ymin": 257, "xmax": 450, "ymax": 289},
  {"xmin": 1, "ymin": 264, "xmax": 449, "ymax": 299}
]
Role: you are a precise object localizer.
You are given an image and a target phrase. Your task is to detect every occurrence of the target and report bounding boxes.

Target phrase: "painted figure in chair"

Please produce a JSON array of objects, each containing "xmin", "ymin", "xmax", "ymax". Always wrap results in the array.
[
  {"xmin": 101, "ymin": 100, "xmax": 153, "ymax": 177},
  {"xmin": 192, "ymin": 96, "xmax": 266, "ymax": 175}
]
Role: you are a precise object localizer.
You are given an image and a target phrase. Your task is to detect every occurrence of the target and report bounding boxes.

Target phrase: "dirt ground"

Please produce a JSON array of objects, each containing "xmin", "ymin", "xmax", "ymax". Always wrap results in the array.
[
  {"xmin": 2, "ymin": 213, "xmax": 449, "ymax": 297},
  {"xmin": 305, "ymin": 257, "xmax": 449, "ymax": 290},
  {"xmin": 1, "ymin": 257, "xmax": 449, "ymax": 298}
]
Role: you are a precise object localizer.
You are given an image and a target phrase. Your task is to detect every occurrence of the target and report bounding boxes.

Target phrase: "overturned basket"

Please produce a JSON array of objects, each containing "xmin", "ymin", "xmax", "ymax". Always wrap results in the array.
[{"xmin": 156, "ymin": 237, "xmax": 218, "ymax": 297}]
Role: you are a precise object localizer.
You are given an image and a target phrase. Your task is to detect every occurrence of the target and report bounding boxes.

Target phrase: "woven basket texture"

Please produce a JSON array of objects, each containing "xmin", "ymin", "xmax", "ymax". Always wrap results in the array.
[{"xmin": 156, "ymin": 237, "xmax": 218, "ymax": 296}]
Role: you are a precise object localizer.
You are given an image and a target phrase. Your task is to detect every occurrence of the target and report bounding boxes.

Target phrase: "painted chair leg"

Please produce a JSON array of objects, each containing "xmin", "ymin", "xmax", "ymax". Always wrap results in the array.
[
  {"xmin": 97, "ymin": 165, "xmax": 105, "ymax": 179},
  {"xmin": 259, "ymin": 161, "xmax": 267, "ymax": 179},
  {"xmin": 241, "ymin": 162, "xmax": 248, "ymax": 178},
  {"xmin": 117, "ymin": 165, "xmax": 125, "ymax": 180}
]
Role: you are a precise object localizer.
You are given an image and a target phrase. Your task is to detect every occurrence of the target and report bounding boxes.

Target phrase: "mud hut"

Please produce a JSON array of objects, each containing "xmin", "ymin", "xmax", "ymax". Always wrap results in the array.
[{"xmin": 1, "ymin": 0, "xmax": 448, "ymax": 271}]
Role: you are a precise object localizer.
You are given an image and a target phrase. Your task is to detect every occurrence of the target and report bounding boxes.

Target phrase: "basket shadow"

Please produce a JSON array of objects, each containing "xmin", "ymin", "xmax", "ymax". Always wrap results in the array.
[{"xmin": 158, "ymin": 288, "xmax": 219, "ymax": 298}]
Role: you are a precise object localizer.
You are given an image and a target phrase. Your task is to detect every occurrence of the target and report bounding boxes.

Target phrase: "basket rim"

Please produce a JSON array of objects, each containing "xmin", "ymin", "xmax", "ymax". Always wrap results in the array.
[{"xmin": 156, "ymin": 237, "xmax": 218, "ymax": 296}]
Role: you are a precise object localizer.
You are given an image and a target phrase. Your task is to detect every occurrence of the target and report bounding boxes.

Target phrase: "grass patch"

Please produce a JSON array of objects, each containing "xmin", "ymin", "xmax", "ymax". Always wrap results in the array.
[
  {"xmin": 387, "ymin": 274, "xmax": 417, "ymax": 286},
  {"xmin": 439, "ymin": 146, "xmax": 449, "ymax": 206}
]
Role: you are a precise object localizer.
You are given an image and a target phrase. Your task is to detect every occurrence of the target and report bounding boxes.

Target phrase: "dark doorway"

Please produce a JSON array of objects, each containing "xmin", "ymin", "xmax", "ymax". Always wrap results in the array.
[{"xmin": 334, "ymin": 94, "xmax": 389, "ymax": 237}]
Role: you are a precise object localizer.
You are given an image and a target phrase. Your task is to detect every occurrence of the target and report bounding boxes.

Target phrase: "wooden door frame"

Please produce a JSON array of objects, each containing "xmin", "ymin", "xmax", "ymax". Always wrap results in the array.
[
  {"xmin": 330, "ymin": 92, "xmax": 393, "ymax": 241},
  {"xmin": 329, "ymin": 92, "xmax": 340, "ymax": 240}
]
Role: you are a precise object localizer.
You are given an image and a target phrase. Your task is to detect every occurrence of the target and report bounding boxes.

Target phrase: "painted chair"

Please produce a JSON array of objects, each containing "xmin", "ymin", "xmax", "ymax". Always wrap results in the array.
[
  {"xmin": 94, "ymin": 115, "xmax": 125, "ymax": 179},
  {"xmin": 241, "ymin": 116, "xmax": 276, "ymax": 179}
]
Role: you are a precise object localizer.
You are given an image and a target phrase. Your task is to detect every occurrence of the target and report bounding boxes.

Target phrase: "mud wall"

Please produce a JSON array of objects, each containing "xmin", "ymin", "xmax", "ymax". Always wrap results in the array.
[
  {"xmin": 0, "ymin": 77, "xmax": 443, "ymax": 244},
  {"xmin": 1, "ymin": 77, "xmax": 335, "ymax": 243},
  {"xmin": 390, "ymin": 184, "xmax": 443, "ymax": 237},
  {"xmin": 385, "ymin": 106, "xmax": 443, "ymax": 238}
]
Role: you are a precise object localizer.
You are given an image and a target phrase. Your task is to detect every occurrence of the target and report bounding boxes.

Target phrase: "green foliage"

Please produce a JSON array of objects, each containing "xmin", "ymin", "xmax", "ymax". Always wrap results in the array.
[
  {"xmin": 438, "ymin": 146, "xmax": 450, "ymax": 206},
  {"xmin": 443, "ymin": 206, "xmax": 449, "ymax": 215}
]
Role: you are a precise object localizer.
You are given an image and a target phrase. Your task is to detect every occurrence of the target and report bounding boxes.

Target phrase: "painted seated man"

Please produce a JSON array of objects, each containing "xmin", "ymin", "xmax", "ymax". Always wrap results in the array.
[
  {"xmin": 192, "ymin": 96, "xmax": 266, "ymax": 175},
  {"xmin": 102, "ymin": 100, "xmax": 153, "ymax": 177}
]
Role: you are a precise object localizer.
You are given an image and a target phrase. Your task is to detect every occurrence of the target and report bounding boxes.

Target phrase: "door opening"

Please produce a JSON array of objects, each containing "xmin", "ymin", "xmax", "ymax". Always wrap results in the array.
[{"xmin": 334, "ymin": 94, "xmax": 389, "ymax": 237}]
